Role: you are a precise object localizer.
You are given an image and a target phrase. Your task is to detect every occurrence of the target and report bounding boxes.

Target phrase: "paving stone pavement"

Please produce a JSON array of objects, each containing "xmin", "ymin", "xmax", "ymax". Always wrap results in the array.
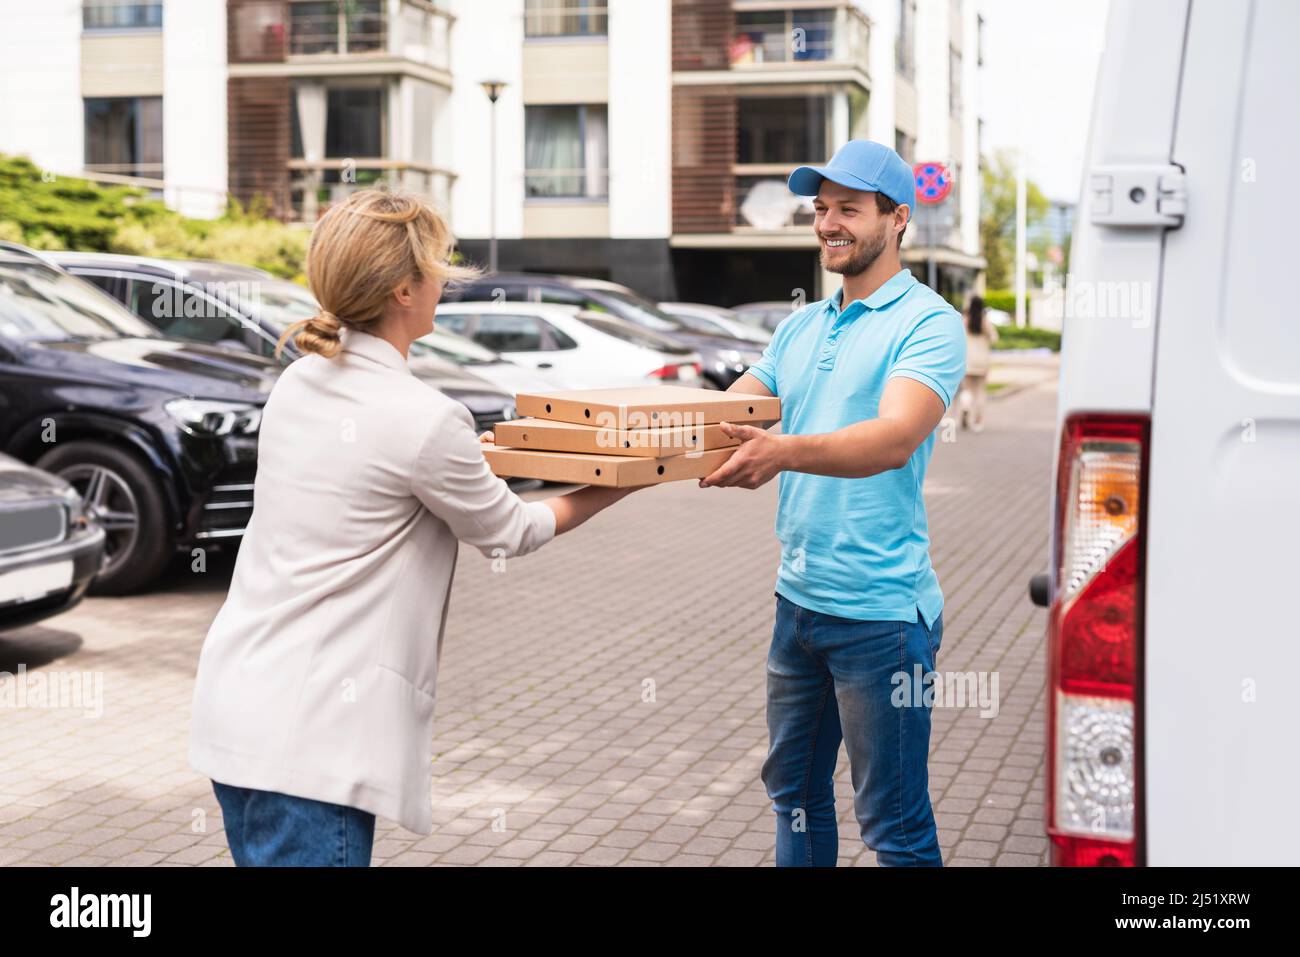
[{"xmin": 0, "ymin": 374, "xmax": 1057, "ymax": 867}]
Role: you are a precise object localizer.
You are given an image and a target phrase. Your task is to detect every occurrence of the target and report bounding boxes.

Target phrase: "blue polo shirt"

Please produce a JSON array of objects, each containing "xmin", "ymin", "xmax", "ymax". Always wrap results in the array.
[{"xmin": 746, "ymin": 268, "xmax": 966, "ymax": 627}]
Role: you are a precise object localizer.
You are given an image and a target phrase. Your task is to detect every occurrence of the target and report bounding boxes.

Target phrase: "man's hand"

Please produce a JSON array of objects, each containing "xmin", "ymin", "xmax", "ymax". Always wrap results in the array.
[
  {"xmin": 698, "ymin": 422, "xmax": 786, "ymax": 489},
  {"xmin": 479, "ymin": 430, "xmax": 495, "ymax": 444}
]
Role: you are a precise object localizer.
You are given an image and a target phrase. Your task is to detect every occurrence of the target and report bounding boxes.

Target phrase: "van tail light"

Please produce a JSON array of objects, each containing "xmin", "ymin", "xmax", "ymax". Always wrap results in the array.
[{"xmin": 1047, "ymin": 414, "xmax": 1149, "ymax": 867}]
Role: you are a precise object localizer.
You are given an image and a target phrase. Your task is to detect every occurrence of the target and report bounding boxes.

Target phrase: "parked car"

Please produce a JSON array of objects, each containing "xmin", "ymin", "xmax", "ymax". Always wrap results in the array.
[
  {"xmin": 50, "ymin": 251, "xmax": 520, "ymax": 434},
  {"xmin": 0, "ymin": 242, "xmax": 280, "ymax": 593},
  {"xmin": 658, "ymin": 302, "xmax": 772, "ymax": 345},
  {"xmin": 0, "ymin": 453, "xmax": 106, "ymax": 630},
  {"xmin": 415, "ymin": 325, "xmax": 574, "ymax": 395},
  {"xmin": 731, "ymin": 300, "xmax": 797, "ymax": 333},
  {"xmin": 428, "ymin": 303, "xmax": 702, "ymax": 390},
  {"xmin": 1028, "ymin": 0, "xmax": 1300, "ymax": 866},
  {"xmin": 441, "ymin": 273, "xmax": 762, "ymax": 388}
]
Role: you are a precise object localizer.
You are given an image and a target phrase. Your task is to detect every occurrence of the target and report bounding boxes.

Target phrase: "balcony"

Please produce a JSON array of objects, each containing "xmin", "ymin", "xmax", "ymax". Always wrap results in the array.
[
  {"xmin": 288, "ymin": 159, "xmax": 455, "ymax": 223},
  {"xmin": 229, "ymin": 0, "xmax": 452, "ymax": 77},
  {"xmin": 673, "ymin": 2, "xmax": 871, "ymax": 90}
]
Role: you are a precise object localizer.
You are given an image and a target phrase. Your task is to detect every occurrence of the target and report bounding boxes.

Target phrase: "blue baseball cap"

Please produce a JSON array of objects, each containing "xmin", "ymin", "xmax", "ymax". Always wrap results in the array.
[{"xmin": 788, "ymin": 140, "xmax": 916, "ymax": 209}]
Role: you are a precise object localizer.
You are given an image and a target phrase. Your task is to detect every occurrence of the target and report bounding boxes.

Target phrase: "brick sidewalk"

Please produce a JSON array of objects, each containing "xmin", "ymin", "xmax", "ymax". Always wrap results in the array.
[{"xmin": 0, "ymin": 378, "xmax": 1057, "ymax": 867}]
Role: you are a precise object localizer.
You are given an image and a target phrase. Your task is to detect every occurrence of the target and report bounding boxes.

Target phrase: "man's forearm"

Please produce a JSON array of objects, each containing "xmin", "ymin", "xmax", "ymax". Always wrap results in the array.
[{"xmin": 776, "ymin": 418, "xmax": 915, "ymax": 479}]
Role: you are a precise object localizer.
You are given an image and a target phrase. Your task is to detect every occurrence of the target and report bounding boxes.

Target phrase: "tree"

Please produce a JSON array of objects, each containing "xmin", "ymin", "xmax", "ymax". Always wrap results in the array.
[{"xmin": 979, "ymin": 150, "xmax": 1049, "ymax": 290}]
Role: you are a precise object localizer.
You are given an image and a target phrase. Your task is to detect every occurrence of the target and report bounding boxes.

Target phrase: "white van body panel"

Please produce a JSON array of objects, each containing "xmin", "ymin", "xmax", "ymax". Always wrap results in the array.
[
  {"xmin": 1054, "ymin": 0, "xmax": 1187, "ymax": 424},
  {"xmin": 1143, "ymin": 0, "xmax": 1300, "ymax": 865}
]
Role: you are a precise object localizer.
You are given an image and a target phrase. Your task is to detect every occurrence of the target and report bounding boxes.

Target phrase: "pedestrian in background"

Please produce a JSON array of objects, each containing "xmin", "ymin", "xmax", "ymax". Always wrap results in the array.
[{"xmin": 959, "ymin": 295, "xmax": 997, "ymax": 432}]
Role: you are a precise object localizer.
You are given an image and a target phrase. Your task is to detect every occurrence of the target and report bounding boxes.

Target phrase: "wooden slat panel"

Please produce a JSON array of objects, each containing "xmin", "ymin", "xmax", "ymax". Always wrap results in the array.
[
  {"xmin": 227, "ymin": 76, "xmax": 291, "ymax": 219},
  {"xmin": 672, "ymin": 87, "xmax": 737, "ymax": 233}
]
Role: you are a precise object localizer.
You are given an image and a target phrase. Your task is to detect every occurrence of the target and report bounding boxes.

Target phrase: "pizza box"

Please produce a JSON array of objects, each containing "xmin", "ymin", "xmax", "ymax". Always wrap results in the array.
[
  {"xmin": 482, "ymin": 442, "xmax": 736, "ymax": 488},
  {"xmin": 491, "ymin": 416, "xmax": 741, "ymax": 458},
  {"xmin": 513, "ymin": 385, "xmax": 780, "ymax": 429}
]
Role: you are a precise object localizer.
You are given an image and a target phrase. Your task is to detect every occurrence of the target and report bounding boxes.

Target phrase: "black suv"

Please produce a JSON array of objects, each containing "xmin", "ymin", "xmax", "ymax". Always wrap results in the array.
[
  {"xmin": 0, "ymin": 243, "xmax": 278, "ymax": 593},
  {"xmin": 440, "ymin": 273, "xmax": 764, "ymax": 389},
  {"xmin": 50, "ymin": 251, "xmax": 520, "ymax": 435}
]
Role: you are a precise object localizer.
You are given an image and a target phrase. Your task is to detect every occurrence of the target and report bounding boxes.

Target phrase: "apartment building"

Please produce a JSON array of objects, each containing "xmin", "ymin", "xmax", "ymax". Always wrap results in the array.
[
  {"xmin": 0, "ymin": 0, "xmax": 228, "ymax": 218},
  {"xmin": 453, "ymin": 0, "xmax": 982, "ymax": 304},
  {"xmin": 0, "ymin": 0, "xmax": 982, "ymax": 305}
]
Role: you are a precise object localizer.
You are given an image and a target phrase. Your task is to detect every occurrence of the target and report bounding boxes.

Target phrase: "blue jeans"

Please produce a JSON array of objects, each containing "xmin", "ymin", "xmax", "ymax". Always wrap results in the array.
[
  {"xmin": 761, "ymin": 593, "xmax": 944, "ymax": 867},
  {"xmin": 212, "ymin": 780, "xmax": 375, "ymax": 867}
]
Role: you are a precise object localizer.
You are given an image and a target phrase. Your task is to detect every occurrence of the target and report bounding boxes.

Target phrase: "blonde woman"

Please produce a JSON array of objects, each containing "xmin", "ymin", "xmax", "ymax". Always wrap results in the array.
[{"xmin": 189, "ymin": 190, "xmax": 637, "ymax": 867}]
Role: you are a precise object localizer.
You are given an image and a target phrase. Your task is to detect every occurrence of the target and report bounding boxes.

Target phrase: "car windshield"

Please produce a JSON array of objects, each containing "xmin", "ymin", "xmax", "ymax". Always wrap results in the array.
[
  {"xmin": 229, "ymin": 281, "xmax": 320, "ymax": 334},
  {"xmin": 0, "ymin": 259, "xmax": 160, "ymax": 342},
  {"xmin": 580, "ymin": 286, "xmax": 685, "ymax": 333},
  {"xmin": 577, "ymin": 315, "xmax": 689, "ymax": 354},
  {"xmin": 664, "ymin": 309, "xmax": 732, "ymax": 336}
]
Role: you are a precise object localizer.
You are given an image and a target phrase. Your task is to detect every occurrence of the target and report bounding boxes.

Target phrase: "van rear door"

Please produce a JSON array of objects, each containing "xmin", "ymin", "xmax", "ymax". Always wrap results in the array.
[{"xmin": 1144, "ymin": 0, "xmax": 1300, "ymax": 865}]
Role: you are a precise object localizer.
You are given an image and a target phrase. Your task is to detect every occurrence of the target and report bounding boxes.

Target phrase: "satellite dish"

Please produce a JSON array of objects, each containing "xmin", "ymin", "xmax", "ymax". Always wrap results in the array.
[{"xmin": 739, "ymin": 179, "xmax": 804, "ymax": 229}]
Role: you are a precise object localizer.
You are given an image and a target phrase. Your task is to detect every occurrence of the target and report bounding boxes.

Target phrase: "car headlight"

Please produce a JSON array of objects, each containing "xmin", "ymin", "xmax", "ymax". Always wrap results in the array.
[
  {"xmin": 719, "ymin": 349, "xmax": 743, "ymax": 364},
  {"xmin": 164, "ymin": 399, "xmax": 262, "ymax": 437}
]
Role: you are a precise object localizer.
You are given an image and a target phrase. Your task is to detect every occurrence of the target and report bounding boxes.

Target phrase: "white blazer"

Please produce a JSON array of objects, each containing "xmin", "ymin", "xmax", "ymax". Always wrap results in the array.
[{"xmin": 189, "ymin": 327, "xmax": 555, "ymax": 834}]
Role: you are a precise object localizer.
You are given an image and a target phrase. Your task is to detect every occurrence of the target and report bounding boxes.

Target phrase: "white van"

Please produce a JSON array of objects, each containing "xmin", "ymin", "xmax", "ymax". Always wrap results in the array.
[{"xmin": 1031, "ymin": 0, "xmax": 1299, "ymax": 866}]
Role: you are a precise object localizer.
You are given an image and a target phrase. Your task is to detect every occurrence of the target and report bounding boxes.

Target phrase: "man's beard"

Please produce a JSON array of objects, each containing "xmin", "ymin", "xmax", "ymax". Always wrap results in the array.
[{"xmin": 820, "ymin": 223, "xmax": 889, "ymax": 276}]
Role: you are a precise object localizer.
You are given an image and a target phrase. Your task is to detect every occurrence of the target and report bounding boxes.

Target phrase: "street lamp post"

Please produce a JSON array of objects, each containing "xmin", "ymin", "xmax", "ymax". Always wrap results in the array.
[{"xmin": 481, "ymin": 80, "xmax": 507, "ymax": 275}]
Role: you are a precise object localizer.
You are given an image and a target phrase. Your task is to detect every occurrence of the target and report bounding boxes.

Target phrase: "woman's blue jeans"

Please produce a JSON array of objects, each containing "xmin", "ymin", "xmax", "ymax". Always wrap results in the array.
[
  {"xmin": 212, "ymin": 780, "xmax": 375, "ymax": 867},
  {"xmin": 761, "ymin": 593, "xmax": 944, "ymax": 867}
]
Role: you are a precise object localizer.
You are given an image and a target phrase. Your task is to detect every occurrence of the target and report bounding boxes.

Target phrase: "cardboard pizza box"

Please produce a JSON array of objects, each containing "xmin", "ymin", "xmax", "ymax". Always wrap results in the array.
[
  {"xmin": 482, "ymin": 442, "xmax": 736, "ymax": 488},
  {"xmin": 491, "ymin": 417, "xmax": 741, "ymax": 458},
  {"xmin": 514, "ymin": 385, "xmax": 780, "ymax": 429}
]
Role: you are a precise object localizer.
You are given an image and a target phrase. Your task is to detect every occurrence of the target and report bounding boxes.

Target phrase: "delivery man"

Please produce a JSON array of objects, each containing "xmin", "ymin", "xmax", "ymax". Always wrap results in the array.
[{"xmin": 700, "ymin": 140, "xmax": 967, "ymax": 866}]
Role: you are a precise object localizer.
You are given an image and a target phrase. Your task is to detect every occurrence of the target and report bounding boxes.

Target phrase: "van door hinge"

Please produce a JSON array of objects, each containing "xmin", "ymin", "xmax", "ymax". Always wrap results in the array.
[{"xmin": 1088, "ymin": 164, "xmax": 1186, "ymax": 227}]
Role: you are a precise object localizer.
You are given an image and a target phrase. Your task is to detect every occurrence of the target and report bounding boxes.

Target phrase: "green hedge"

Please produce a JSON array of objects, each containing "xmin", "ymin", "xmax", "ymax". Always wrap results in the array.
[
  {"xmin": 982, "ymin": 289, "xmax": 1027, "ymax": 315},
  {"xmin": 0, "ymin": 154, "xmax": 308, "ymax": 281},
  {"xmin": 992, "ymin": 326, "xmax": 1061, "ymax": 351}
]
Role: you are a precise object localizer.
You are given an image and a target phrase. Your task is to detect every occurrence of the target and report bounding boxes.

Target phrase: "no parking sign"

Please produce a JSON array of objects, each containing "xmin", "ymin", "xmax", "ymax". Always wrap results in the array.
[{"xmin": 913, "ymin": 162, "xmax": 953, "ymax": 204}]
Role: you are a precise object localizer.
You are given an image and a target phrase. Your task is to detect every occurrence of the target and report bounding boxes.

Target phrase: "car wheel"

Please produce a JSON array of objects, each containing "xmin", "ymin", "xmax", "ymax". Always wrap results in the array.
[{"xmin": 35, "ymin": 441, "xmax": 173, "ymax": 595}]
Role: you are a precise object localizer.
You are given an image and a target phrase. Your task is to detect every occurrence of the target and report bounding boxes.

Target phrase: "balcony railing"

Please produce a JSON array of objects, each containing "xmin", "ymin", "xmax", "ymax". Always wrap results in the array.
[
  {"xmin": 288, "ymin": 159, "xmax": 455, "ymax": 222},
  {"xmin": 83, "ymin": 162, "xmax": 165, "ymax": 179},
  {"xmin": 729, "ymin": 4, "xmax": 870, "ymax": 76},
  {"xmin": 289, "ymin": 1, "xmax": 387, "ymax": 55},
  {"xmin": 226, "ymin": 0, "xmax": 451, "ymax": 70}
]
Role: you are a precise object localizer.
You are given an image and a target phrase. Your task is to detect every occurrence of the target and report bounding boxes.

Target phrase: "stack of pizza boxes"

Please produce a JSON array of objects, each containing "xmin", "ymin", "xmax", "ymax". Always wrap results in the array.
[{"xmin": 483, "ymin": 385, "xmax": 781, "ymax": 487}]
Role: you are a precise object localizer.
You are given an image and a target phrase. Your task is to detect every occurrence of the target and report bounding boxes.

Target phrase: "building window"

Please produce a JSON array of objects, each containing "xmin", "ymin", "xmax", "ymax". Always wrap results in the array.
[
  {"xmin": 84, "ymin": 97, "xmax": 163, "ymax": 178},
  {"xmin": 324, "ymin": 87, "xmax": 385, "ymax": 158},
  {"xmin": 737, "ymin": 96, "xmax": 829, "ymax": 165},
  {"xmin": 524, "ymin": 104, "xmax": 609, "ymax": 199},
  {"xmin": 950, "ymin": 46, "xmax": 963, "ymax": 118},
  {"xmin": 82, "ymin": 1, "xmax": 162, "ymax": 31},
  {"xmin": 524, "ymin": 1, "xmax": 608, "ymax": 38},
  {"xmin": 897, "ymin": 0, "xmax": 916, "ymax": 80},
  {"xmin": 289, "ymin": 0, "xmax": 385, "ymax": 56},
  {"xmin": 894, "ymin": 129, "xmax": 916, "ymax": 165}
]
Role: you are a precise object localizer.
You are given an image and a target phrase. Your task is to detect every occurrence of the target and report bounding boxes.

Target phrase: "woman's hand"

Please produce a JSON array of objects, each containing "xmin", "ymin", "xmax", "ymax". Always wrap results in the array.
[{"xmin": 479, "ymin": 430, "xmax": 495, "ymax": 444}]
